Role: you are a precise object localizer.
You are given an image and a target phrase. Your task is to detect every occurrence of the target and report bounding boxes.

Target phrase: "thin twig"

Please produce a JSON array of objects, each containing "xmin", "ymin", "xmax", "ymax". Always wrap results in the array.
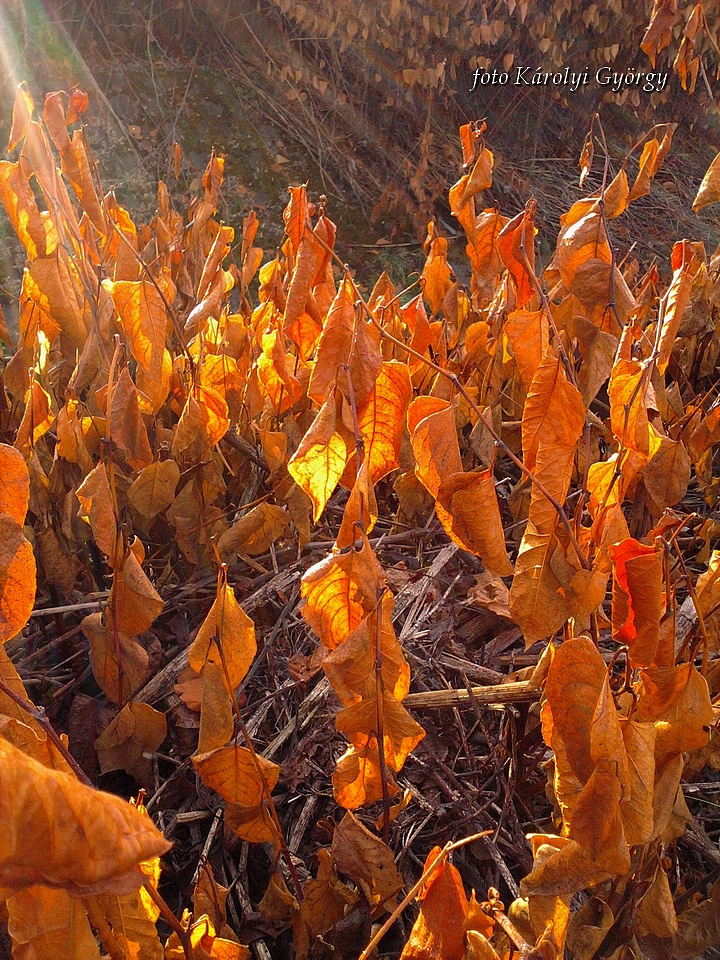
[
  {"xmin": 358, "ymin": 830, "xmax": 492, "ymax": 960},
  {"xmin": 0, "ymin": 679, "xmax": 93, "ymax": 786}
]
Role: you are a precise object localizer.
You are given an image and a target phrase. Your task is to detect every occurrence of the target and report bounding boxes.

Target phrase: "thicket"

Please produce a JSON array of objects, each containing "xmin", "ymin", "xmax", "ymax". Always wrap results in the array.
[{"xmin": 0, "ymin": 5, "xmax": 719, "ymax": 959}]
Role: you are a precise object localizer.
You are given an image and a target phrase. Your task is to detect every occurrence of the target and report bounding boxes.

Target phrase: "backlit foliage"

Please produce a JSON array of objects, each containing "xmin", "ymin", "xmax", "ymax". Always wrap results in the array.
[{"xmin": 0, "ymin": 81, "xmax": 719, "ymax": 959}]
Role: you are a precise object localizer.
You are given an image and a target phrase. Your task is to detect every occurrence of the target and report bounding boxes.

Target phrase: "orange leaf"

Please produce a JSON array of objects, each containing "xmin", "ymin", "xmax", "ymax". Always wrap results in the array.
[
  {"xmin": 0, "ymin": 735, "xmax": 170, "ymax": 895},
  {"xmin": 656, "ymin": 240, "xmax": 699, "ymax": 373},
  {"xmin": 127, "ymin": 459, "xmax": 180, "ymax": 519},
  {"xmin": 336, "ymin": 460, "xmax": 378, "ymax": 547},
  {"xmin": 522, "ymin": 351, "xmax": 585, "ymax": 473},
  {"xmin": 400, "ymin": 847, "xmax": 468, "ymax": 960},
  {"xmin": 335, "ymin": 693, "xmax": 425, "ymax": 771},
  {"xmin": 225, "ymin": 800, "xmax": 280, "ymax": 847},
  {"xmin": 282, "ymin": 183, "xmax": 308, "ymax": 255},
  {"xmin": 257, "ymin": 326, "xmax": 304, "ymax": 414},
  {"xmin": 435, "ymin": 469, "xmax": 513, "ymax": 576},
  {"xmin": 696, "ymin": 549, "xmax": 720, "ymax": 652},
  {"xmin": 81, "ymin": 611, "xmax": 149, "ymax": 704},
  {"xmin": 0, "ymin": 513, "xmax": 36, "ymax": 643},
  {"xmin": 505, "ymin": 309, "xmax": 548, "ymax": 389},
  {"xmin": 322, "ymin": 593, "xmax": 410, "ymax": 704},
  {"xmin": 301, "ymin": 536, "xmax": 383, "ymax": 650},
  {"xmin": 0, "ymin": 443, "xmax": 30, "ymax": 525},
  {"xmin": 332, "ymin": 743, "xmax": 399, "ymax": 809},
  {"xmin": 693, "ymin": 151, "xmax": 720, "ymax": 212},
  {"xmin": 641, "ymin": 0, "xmax": 677, "ymax": 66},
  {"xmin": 6, "ymin": 886, "xmax": 101, "ymax": 960},
  {"xmin": 345, "ymin": 360, "xmax": 412, "ymax": 487},
  {"xmin": 466, "ymin": 208, "xmax": 509, "ymax": 285},
  {"xmin": 292, "ymin": 848, "xmax": 357, "ymax": 960},
  {"xmin": 110, "ymin": 367, "xmax": 153, "ymax": 470},
  {"xmin": 448, "ymin": 146, "xmax": 493, "ymax": 217},
  {"xmin": 407, "ymin": 396, "xmax": 462, "ymax": 498},
  {"xmin": 15, "ymin": 380, "xmax": 55, "ymax": 451},
  {"xmin": 189, "ymin": 581, "xmax": 257, "ymax": 692},
  {"xmin": 192, "ymin": 743, "xmax": 279, "ymax": 806},
  {"xmin": 308, "ymin": 277, "xmax": 355, "ymax": 402},
  {"xmin": 331, "ymin": 811, "xmax": 403, "ymax": 908},
  {"xmin": 95, "ymin": 701, "xmax": 167, "ymax": 788},
  {"xmin": 421, "ymin": 235, "xmax": 452, "ymax": 315},
  {"xmin": 217, "ymin": 503, "xmax": 290, "ymax": 561},
  {"xmin": 105, "ymin": 278, "xmax": 168, "ymax": 380},
  {"xmin": 0, "ymin": 160, "xmax": 57, "ymax": 260},
  {"xmin": 7, "ymin": 83, "xmax": 34, "ymax": 152},
  {"xmin": 628, "ymin": 138, "xmax": 659, "ymax": 203},
  {"xmin": 108, "ymin": 547, "xmax": 164, "ymax": 637}
]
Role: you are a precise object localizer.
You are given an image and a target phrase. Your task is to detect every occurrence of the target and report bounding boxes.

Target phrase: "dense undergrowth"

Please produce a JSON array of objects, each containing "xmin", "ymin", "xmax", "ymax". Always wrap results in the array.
[{"xmin": 0, "ymin": 17, "xmax": 719, "ymax": 956}]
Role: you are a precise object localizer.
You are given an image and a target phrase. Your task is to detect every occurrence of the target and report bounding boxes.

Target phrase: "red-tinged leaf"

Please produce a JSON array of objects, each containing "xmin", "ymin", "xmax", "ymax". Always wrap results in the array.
[
  {"xmin": 609, "ymin": 538, "xmax": 663, "ymax": 668},
  {"xmin": 497, "ymin": 200, "xmax": 537, "ymax": 308},
  {"xmin": 282, "ymin": 183, "xmax": 308, "ymax": 254},
  {"xmin": 308, "ymin": 277, "xmax": 355, "ymax": 402},
  {"xmin": 400, "ymin": 847, "xmax": 468, "ymax": 960},
  {"xmin": 66, "ymin": 88, "xmax": 89, "ymax": 124}
]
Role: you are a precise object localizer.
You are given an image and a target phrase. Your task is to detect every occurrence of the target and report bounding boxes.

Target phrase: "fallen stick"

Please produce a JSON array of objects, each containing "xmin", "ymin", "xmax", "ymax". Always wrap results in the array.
[{"xmin": 403, "ymin": 680, "xmax": 539, "ymax": 710}]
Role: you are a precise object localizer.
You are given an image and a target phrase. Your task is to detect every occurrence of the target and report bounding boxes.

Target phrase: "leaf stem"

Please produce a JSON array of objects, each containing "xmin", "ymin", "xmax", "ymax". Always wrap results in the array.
[
  {"xmin": 210, "ymin": 568, "xmax": 304, "ymax": 901},
  {"xmin": 143, "ymin": 880, "xmax": 196, "ymax": 960},
  {"xmin": 0, "ymin": 678, "xmax": 93, "ymax": 786}
]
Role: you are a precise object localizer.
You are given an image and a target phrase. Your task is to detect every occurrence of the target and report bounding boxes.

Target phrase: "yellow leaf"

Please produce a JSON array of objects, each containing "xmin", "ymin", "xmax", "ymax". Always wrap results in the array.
[{"xmin": 288, "ymin": 388, "xmax": 354, "ymax": 522}]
